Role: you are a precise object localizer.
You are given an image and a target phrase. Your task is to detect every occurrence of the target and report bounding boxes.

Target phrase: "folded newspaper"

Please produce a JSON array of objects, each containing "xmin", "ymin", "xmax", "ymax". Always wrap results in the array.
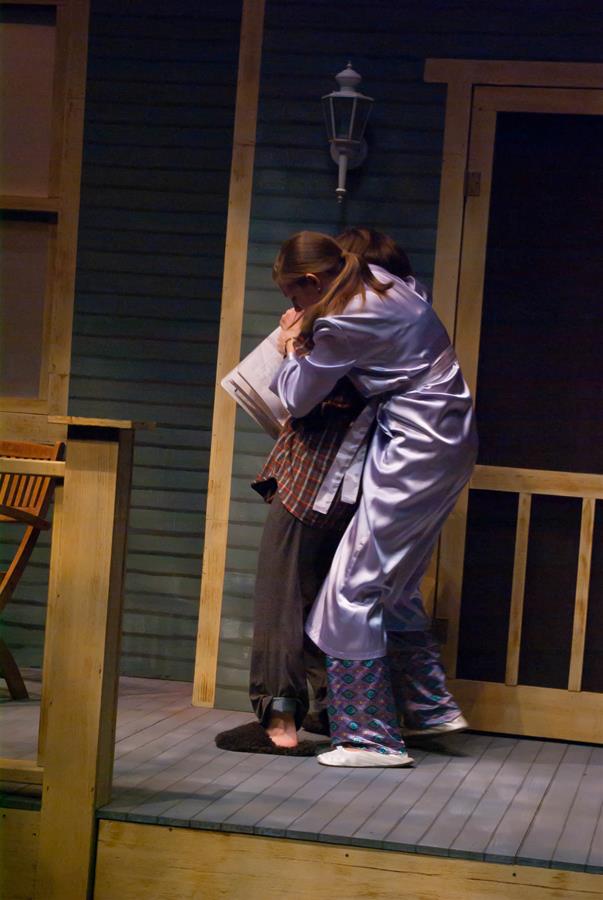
[{"xmin": 221, "ymin": 328, "xmax": 289, "ymax": 438}]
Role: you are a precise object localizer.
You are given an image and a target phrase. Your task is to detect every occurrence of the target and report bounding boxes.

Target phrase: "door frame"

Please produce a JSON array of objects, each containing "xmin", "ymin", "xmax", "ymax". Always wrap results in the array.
[
  {"xmin": 0, "ymin": 0, "xmax": 91, "ymax": 443},
  {"xmin": 424, "ymin": 60, "xmax": 603, "ymax": 740}
]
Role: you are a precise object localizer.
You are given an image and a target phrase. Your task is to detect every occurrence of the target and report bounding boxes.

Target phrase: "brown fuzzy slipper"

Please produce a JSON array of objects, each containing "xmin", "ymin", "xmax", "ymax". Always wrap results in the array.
[
  {"xmin": 301, "ymin": 710, "xmax": 330, "ymax": 736},
  {"xmin": 215, "ymin": 721, "xmax": 318, "ymax": 756}
]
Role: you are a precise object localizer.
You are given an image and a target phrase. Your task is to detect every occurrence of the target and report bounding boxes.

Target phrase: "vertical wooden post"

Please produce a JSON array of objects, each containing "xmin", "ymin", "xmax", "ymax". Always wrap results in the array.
[
  {"xmin": 34, "ymin": 419, "xmax": 135, "ymax": 900},
  {"xmin": 505, "ymin": 493, "xmax": 532, "ymax": 685},
  {"xmin": 193, "ymin": 0, "xmax": 265, "ymax": 707},
  {"xmin": 423, "ymin": 69, "xmax": 473, "ymax": 341},
  {"xmin": 568, "ymin": 497, "xmax": 596, "ymax": 692}
]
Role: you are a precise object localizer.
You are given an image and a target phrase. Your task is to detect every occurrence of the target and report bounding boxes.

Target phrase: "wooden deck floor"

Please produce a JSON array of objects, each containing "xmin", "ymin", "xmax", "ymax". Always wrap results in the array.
[{"xmin": 2, "ymin": 672, "xmax": 602, "ymax": 875}]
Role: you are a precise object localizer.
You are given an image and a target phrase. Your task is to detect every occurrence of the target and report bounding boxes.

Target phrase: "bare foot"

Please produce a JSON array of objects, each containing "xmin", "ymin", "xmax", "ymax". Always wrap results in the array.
[{"xmin": 266, "ymin": 712, "xmax": 298, "ymax": 748}]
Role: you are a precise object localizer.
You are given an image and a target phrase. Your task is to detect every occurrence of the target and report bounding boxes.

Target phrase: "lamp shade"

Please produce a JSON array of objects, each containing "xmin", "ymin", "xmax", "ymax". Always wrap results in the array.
[{"xmin": 322, "ymin": 62, "xmax": 373, "ymax": 150}]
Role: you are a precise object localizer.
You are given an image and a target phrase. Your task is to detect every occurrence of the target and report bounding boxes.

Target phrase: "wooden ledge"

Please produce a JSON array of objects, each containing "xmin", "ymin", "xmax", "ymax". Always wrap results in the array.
[
  {"xmin": 0, "ymin": 459, "xmax": 65, "ymax": 477},
  {"xmin": 425, "ymin": 58, "xmax": 603, "ymax": 88},
  {"xmin": 0, "ymin": 758, "xmax": 44, "ymax": 785},
  {"xmin": 48, "ymin": 416, "xmax": 155, "ymax": 431}
]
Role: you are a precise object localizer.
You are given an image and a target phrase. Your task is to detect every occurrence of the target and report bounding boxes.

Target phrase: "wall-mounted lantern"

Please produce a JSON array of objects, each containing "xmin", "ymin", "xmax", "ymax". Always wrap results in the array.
[{"xmin": 322, "ymin": 62, "xmax": 373, "ymax": 203}]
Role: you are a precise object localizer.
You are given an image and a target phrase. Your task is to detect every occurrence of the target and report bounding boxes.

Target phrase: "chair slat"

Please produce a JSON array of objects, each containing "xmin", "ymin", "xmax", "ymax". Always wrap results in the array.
[
  {"xmin": 13, "ymin": 475, "xmax": 29, "ymax": 507},
  {"xmin": 29, "ymin": 476, "xmax": 45, "ymax": 511},
  {"xmin": 0, "ymin": 474, "xmax": 10, "ymax": 505},
  {"xmin": 5, "ymin": 476, "xmax": 21, "ymax": 506},
  {"xmin": 21, "ymin": 476, "xmax": 37, "ymax": 509}
]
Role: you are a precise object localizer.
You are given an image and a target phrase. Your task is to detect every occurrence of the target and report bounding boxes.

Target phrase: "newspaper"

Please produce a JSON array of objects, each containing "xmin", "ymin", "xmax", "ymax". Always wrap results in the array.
[{"xmin": 221, "ymin": 328, "xmax": 289, "ymax": 438}]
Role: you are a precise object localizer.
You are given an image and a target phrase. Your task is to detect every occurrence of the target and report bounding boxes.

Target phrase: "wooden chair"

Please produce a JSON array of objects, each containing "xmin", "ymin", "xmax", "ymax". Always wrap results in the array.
[{"xmin": 0, "ymin": 440, "xmax": 65, "ymax": 700}]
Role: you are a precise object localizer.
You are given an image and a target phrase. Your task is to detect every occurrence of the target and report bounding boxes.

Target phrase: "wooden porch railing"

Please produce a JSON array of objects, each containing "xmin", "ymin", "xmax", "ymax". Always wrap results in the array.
[
  {"xmin": 0, "ymin": 417, "xmax": 148, "ymax": 900},
  {"xmin": 468, "ymin": 465, "xmax": 603, "ymax": 693}
]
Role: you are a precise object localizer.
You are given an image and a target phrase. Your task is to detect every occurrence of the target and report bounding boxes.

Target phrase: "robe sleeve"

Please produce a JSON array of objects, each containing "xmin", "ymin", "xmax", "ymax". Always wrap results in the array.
[{"xmin": 270, "ymin": 319, "xmax": 358, "ymax": 418}]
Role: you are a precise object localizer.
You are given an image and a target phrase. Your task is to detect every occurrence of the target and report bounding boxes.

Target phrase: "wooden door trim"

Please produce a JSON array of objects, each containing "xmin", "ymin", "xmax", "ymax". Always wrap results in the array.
[
  {"xmin": 425, "ymin": 64, "xmax": 603, "ymax": 724},
  {"xmin": 475, "ymin": 84, "xmax": 603, "ymax": 114},
  {"xmin": 425, "ymin": 59, "xmax": 603, "ymax": 89},
  {"xmin": 424, "ymin": 58, "xmax": 603, "ymax": 340}
]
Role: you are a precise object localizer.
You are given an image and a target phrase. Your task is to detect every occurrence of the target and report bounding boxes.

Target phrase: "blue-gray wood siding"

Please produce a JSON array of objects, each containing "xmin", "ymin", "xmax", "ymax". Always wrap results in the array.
[
  {"xmin": 1, "ymin": 0, "xmax": 242, "ymax": 682},
  {"xmin": 215, "ymin": 0, "xmax": 603, "ymax": 710}
]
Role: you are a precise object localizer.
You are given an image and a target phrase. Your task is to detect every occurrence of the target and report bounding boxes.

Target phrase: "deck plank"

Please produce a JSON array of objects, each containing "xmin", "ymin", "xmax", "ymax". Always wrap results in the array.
[
  {"xmin": 105, "ymin": 710, "xmax": 246, "ymax": 818},
  {"xmin": 253, "ymin": 764, "xmax": 352, "ymax": 837},
  {"xmin": 288, "ymin": 766, "xmax": 385, "ymax": 842},
  {"xmin": 384, "ymin": 733, "xmax": 495, "ymax": 852},
  {"xmin": 517, "ymin": 744, "xmax": 592, "ymax": 868},
  {"xmin": 551, "ymin": 746, "xmax": 603, "ymax": 871},
  {"xmin": 416, "ymin": 736, "xmax": 516, "ymax": 856},
  {"xmin": 587, "ymin": 765, "xmax": 603, "ymax": 875},
  {"xmin": 483, "ymin": 740, "xmax": 567, "ymax": 864},
  {"xmin": 114, "ymin": 705, "xmax": 218, "ymax": 762},
  {"xmin": 319, "ymin": 762, "xmax": 421, "ymax": 844},
  {"xmin": 157, "ymin": 752, "xmax": 289, "ymax": 827},
  {"xmin": 351, "ymin": 747, "xmax": 459, "ymax": 847},
  {"xmin": 449, "ymin": 739, "xmax": 543, "ymax": 860},
  {"xmin": 221, "ymin": 755, "xmax": 321, "ymax": 833},
  {"xmin": 2, "ymin": 672, "xmax": 602, "ymax": 875},
  {"xmin": 189, "ymin": 753, "xmax": 302, "ymax": 829}
]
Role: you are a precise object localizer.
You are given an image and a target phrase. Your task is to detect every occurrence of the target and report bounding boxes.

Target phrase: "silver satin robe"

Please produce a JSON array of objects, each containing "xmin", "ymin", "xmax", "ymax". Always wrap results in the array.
[{"xmin": 271, "ymin": 266, "xmax": 478, "ymax": 660}]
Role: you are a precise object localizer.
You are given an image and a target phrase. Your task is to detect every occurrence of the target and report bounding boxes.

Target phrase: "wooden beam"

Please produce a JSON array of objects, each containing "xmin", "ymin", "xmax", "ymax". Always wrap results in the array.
[
  {"xmin": 450, "ymin": 678, "xmax": 603, "ymax": 743},
  {"xmin": 432, "ymin": 93, "xmax": 496, "ymax": 677},
  {"xmin": 193, "ymin": 0, "xmax": 265, "ymax": 708},
  {"xmin": 425, "ymin": 58, "xmax": 603, "ymax": 89},
  {"xmin": 48, "ymin": 415, "xmax": 154, "ymax": 430},
  {"xmin": 427, "ymin": 73, "xmax": 472, "ymax": 341},
  {"xmin": 0, "ymin": 413, "xmax": 67, "ymax": 444},
  {"xmin": 95, "ymin": 821, "xmax": 603, "ymax": 900},
  {"xmin": 470, "ymin": 465, "xmax": 603, "ymax": 499},
  {"xmin": 0, "ymin": 809, "xmax": 40, "ymax": 900},
  {"xmin": 46, "ymin": 0, "xmax": 90, "ymax": 420},
  {"xmin": 0, "ymin": 758, "xmax": 44, "ymax": 784},
  {"xmin": 475, "ymin": 85, "xmax": 603, "ymax": 115},
  {"xmin": 0, "ymin": 194, "xmax": 59, "ymax": 212},
  {"xmin": 568, "ymin": 498, "xmax": 596, "ymax": 692},
  {"xmin": 452, "ymin": 105, "xmax": 497, "ymax": 397},
  {"xmin": 34, "ymin": 426, "xmax": 134, "ymax": 900}
]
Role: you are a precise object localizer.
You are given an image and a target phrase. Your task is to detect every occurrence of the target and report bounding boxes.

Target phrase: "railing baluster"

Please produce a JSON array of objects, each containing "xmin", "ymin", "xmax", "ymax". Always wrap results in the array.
[
  {"xmin": 568, "ymin": 497, "xmax": 596, "ymax": 692},
  {"xmin": 505, "ymin": 493, "xmax": 532, "ymax": 685}
]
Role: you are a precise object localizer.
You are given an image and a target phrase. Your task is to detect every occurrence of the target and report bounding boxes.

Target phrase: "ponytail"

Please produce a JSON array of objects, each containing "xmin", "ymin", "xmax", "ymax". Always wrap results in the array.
[{"xmin": 272, "ymin": 231, "xmax": 392, "ymax": 339}]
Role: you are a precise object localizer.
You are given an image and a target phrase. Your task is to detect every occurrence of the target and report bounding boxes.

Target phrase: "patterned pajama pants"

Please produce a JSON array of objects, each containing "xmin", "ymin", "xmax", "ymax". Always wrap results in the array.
[
  {"xmin": 326, "ymin": 632, "xmax": 460, "ymax": 753},
  {"xmin": 387, "ymin": 630, "xmax": 461, "ymax": 729},
  {"xmin": 325, "ymin": 656, "xmax": 406, "ymax": 754}
]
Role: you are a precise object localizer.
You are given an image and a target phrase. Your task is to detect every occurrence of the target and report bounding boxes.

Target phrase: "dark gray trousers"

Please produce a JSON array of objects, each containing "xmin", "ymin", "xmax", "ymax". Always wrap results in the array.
[{"xmin": 249, "ymin": 495, "xmax": 349, "ymax": 728}]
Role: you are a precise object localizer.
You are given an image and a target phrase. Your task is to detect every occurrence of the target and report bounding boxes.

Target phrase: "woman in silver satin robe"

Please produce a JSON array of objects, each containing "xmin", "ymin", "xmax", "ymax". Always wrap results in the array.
[{"xmin": 271, "ymin": 231, "xmax": 477, "ymax": 767}]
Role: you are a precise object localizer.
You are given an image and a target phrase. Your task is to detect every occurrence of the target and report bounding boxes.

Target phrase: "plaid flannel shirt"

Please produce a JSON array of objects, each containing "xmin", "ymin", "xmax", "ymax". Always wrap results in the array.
[{"xmin": 252, "ymin": 377, "xmax": 367, "ymax": 529}]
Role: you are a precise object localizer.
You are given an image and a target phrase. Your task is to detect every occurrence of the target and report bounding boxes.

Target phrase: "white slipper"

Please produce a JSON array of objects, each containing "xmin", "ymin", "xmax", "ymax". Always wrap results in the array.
[
  {"xmin": 402, "ymin": 714, "xmax": 468, "ymax": 738},
  {"xmin": 317, "ymin": 746, "xmax": 414, "ymax": 768}
]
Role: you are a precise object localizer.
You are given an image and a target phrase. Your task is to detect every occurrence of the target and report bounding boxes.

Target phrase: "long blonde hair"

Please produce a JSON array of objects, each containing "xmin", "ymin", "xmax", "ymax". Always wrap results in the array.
[{"xmin": 272, "ymin": 231, "xmax": 392, "ymax": 337}]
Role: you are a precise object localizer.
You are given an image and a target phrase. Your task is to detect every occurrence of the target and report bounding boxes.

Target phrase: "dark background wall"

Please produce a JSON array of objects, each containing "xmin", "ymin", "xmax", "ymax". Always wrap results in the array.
[{"xmin": 215, "ymin": 0, "xmax": 603, "ymax": 710}]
